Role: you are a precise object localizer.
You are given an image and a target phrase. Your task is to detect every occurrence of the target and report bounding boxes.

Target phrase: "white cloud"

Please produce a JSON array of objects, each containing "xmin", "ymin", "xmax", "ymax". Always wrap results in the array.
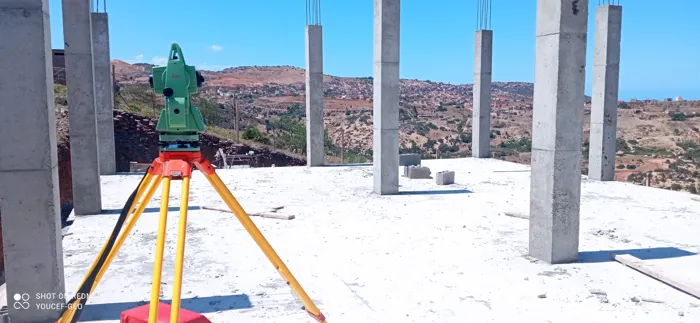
[
  {"xmin": 209, "ymin": 45, "xmax": 223, "ymax": 51},
  {"xmin": 126, "ymin": 54, "xmax": 144, "ymax": 64},
  {"xmin": 151, "ymin": 56, "xmax": 168, "ymax": 65}
]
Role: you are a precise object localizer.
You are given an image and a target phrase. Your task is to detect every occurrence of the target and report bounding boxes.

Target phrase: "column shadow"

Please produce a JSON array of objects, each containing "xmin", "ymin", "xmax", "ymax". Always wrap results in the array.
[
  {"xmin": 101, "ymin": 206, "xmax": 202, "ymax": 214},
  {"xmin": 578, "ymin": 247, "xmax": 697, "ymax": 263},
  {"xmin": 398, "ymin": 189, "xmax": 472, "ymax": 195},
  {"xmin": 78, "ymin": 294, "xmax": 253, "ymax": 321},
  {"xmin": 323, "ymin": 163, "xmax": 373, "ymax": 167}
]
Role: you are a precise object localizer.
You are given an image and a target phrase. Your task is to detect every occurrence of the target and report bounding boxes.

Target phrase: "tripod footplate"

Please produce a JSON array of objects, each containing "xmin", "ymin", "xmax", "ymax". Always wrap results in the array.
[{"xmin": 120, "ymin": 302, "xmax": 211, "ymax": 323}]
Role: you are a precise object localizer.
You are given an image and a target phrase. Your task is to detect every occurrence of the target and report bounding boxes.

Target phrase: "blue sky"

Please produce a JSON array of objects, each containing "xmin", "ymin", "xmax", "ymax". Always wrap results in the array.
[{"xmin": 47, "ymin": 0, "xmax": 699, "ymax": 100}]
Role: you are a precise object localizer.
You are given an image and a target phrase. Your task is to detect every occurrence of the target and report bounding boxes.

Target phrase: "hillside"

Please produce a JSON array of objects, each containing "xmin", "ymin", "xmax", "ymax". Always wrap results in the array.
[{"xmin": 110, "ymin": 60, "xmax": 700, "ymax": 193}]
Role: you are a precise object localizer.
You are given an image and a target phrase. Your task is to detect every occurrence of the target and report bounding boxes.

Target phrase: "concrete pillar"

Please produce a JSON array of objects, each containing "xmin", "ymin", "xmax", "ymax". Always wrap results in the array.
[
  {"xmin": 0, "ymin": 0, "xmax": 66, "ymax": 321},
  {"xmin": 588, "ymin": 5, "xmax": 622, "ymax": 181},
  {"xmin": 372, "ymin": 0, "xmax": 400, "ymax": 195},
  {"xmin": 529, "ymin": 0, "xmax": 589, "ymax": 264},
  {"xmin": 62, "ymin": 0, "xmax": 102, "ymax": 215},
  {"xmin": 91, "ymin": 12, "xmax": 116, "ymax": 175},
  {"xmin": 472, "ymin": 30, "xmax": 493, "ymax": 158},
  {"xmin": 305, "ymin": 24, "xmax": 324, "ymax": 166}
]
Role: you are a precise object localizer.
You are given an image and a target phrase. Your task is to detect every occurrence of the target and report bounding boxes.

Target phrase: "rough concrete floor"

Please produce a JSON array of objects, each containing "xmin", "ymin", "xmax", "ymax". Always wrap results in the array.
[{"xmin": 61, "ymin": 158, "xmax": 700, "ymax": 322}]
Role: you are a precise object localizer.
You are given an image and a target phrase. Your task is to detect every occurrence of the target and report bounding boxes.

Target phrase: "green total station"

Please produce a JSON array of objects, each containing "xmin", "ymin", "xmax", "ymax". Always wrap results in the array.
[{"xmin": 149, "ymin": 43, "xmax": 207, "ymax": 152}]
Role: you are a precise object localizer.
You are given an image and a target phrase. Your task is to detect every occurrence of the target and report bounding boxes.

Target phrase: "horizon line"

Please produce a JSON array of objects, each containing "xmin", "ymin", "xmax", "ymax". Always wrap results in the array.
[{"xmin": 111, "ymin": 59, "xmax": 694, "ymax": 101}]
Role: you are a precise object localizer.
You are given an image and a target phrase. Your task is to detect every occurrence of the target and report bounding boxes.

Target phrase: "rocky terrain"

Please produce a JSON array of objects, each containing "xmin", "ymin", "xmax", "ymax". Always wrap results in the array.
[{"xmin": 55, "ymin": 61, "xmax": 700, "ymax": 210}]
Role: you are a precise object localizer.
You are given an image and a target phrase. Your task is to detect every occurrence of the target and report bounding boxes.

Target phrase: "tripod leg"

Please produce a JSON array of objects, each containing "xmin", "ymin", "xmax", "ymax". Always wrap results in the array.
[
  {"xmin": 73, "ymin": 172, "xmax": 155, "ymax": 290},
  {"xmin": 203, "ymin": 172, "xmax": 327, "ymax": 323},
  {"xmin": 149, "ymin": 177, "xmax": 171, "ymax": 323},
  {"xmin": 129, "ymin": 172, "xmax": 154, "ymax": 214},
  {"xmin": 170, "ymin": 176, "xmax": 191, "ymax": 323},
  {"xmin": 58, "ymin": 173, "xmax": 161, "ymax": 322},
  {"xmin": 90, "ymin": 175, "xmax": 163, "ymax": 293}
]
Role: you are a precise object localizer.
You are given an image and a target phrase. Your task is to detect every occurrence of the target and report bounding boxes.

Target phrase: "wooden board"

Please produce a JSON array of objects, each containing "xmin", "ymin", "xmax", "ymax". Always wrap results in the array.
[
  {"xmin": 200, "ymin": 206, "xmax": 295, "ymax": 220},
  {"xmin": 613, "ymin": 254, "xmax": 700, "ymax": 300},
  {"xmin": 503, "ymin": 212, "xmax": 528, "ymax": 219}
]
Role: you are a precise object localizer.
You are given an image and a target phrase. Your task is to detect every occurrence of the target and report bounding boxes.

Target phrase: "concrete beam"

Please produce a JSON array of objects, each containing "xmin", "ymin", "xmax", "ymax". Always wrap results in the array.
[
  {"xmin": 63, "ymin": 0, "xmax": 102, "ymax": 215},
  {"xmin": 372, "ymin": 0, "xmax": 400, "ymax": 195},
  {"xmin": 91, "ymin": 12, "xmax": 116, "ymax": 175},
  {"xmin": 529, "ymin": 0, "xmax": 589, "ymax": 264},
  {"xmin": 472, "ymin": 29, "xmax": 493, "ymax": 158},
  {"xmin": 0, "ymin": 0, "xmax": 66, "ymax": 321},
  {"xmin": 588, "ymin": 5, "xmax": 622, "ymax": 181},
  {"xmin": 305, "ymin": 24, "xmax": 324, "ymax": 166}
]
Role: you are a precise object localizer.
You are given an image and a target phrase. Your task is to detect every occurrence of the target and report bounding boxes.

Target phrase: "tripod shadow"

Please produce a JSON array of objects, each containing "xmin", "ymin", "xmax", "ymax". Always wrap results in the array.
[
  {"xmin": 101, "ymin": 206, "xmax": 202, "ymax": 214},
  {"xmin": 578, "ymin": 247, "xmax": 697, "ymax": 263},
  {"xmin": 78, "ymin": 294, "xmax": 253, "ymax": 321}
]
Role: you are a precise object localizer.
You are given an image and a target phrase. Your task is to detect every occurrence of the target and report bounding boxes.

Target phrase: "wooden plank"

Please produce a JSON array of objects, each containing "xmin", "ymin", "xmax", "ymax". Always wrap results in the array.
[
  {"xmin": 200, "ymin": 206, "xmax": 295, "ymax": 220},
  {"xmin": 218, "ymin": 148, "xmax": 228, "ymax": 168},
  {"xmin": 253, "ymin": 212, "xmax": 295, "ymax": 220},
  {"xmin": 503, "ymin": 212, "xmax": 529, "ymax": 219},
  {"xmin": 613, "ymin": 254, "xmax": 700, "ymax": 300}
]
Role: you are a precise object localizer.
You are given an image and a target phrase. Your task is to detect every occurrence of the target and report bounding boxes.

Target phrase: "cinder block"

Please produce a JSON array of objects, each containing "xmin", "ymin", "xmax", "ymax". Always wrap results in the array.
[
  {"xmin": 407, "ymin": 166, "xmax": 431, "ymax": 179},
  {"xmin": 436, "ymin": 171, "xmax": 455, "ymax": 185},
  {"xmin": 399, "ymin": 153, "xmax": 421, "ymax": 166}
]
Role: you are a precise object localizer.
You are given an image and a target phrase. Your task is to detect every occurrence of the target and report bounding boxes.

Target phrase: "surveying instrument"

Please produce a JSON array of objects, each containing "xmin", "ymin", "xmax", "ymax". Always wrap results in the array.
[{"xmin": 57, "ymin": 44, "xmax": 327, "ymax": 323}]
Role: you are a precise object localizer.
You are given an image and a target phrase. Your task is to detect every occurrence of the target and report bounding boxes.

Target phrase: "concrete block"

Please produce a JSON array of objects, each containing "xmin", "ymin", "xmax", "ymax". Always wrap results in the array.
[
  {"xmin": 63, "ymin": 0, "xmax": 102, "ymax": 215},
  {"xmin": 436, "ymin": 171, "xmax": 455, "ymax": 185},
  {"xmin": 372, "ymin": 0, "xmax": 400, "ymax": 195},
  {"xmin": 0, "ymin": 2, "xmax": 66, "ymax": 321},
  {"xmin": 305, "ymin": 24, "xmax": 324, "ymax": 166},
  {"xmin": 472, "ymin": 30, "xmax": 493, "ymax": 158},
  {"xmin": 529, "ymin": 0, "xmax": 589, "ymax": 264},
  {"xmin": 588, "ymin": 5, "xmax": 622, "ymax": 181},
  {"xmin": 91, "ymin": 12, "xmax": 116, "ymax": 175},
  {"xmin": 399, "ymin": 153, "xmax": 421, "ymax": 166},
  {"xmin": 407, "ymin": 166, "xmax": 431, "ymax": 179}
]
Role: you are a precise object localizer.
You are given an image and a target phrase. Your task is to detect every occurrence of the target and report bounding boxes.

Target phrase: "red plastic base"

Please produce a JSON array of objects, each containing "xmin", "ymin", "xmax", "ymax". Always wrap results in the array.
[{"xmin": 120, "ymin": 302, "xmax": 212, "ymax": 323}]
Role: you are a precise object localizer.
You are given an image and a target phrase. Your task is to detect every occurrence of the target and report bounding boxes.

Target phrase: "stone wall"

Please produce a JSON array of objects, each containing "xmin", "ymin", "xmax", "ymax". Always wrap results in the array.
[
  {"xmin": 57, "ymin": 110, "xmax": 305, "ymax": 213},
  {"xmin": 112, "ymin": 110, "xmax": 305, "ymax": 170}
]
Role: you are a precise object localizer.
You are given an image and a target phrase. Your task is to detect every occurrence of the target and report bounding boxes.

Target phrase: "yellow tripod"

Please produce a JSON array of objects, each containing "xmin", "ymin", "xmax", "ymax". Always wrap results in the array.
[{"xmin": 57, "ymin": 151, "xmax": 327, "ymax": 323}]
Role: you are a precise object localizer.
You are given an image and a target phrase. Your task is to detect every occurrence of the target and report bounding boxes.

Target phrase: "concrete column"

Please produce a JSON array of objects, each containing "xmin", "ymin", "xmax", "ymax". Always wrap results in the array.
[
  {"xmin": 529, "ymin": 0, "xmax": 589, "ymax": 264},
  {"xmin": 472, "ymin": 30, "xmax": 493, "ymax": 158},
  {"xmin": 372, "ymin": 0, "xmax": 400, "ymax": 195},
  {"xmin": 0, "ymin": 0, "xmax": 66, "ymax": 321},
  {"xmin": 588, "ymin": 5, "xmax": 622, "ymax": 181},
  {"xmin": 91, "ymin": 12, "xmax": 116, "ymax": 175},
  {"xmin": 305, "ymin": 24, "xmax": 324, "ymax": 166},
  {"xmin": 63, "ymin": 0, "xmax": 102, "ymax": 215}
]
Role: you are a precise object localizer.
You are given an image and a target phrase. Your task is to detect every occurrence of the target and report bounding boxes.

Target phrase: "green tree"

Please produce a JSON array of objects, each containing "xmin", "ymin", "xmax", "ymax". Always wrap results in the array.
[
  {"xmin": 241, "ymin": 126, "xmax": 269, "ymax": 144},
  {"xmin": 272, "ymin": 116, "xmax": 307, "ymax": 153},
  {"xmin": 194, "ymin": 96, "xmax": 226, "ymax": 127}
]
